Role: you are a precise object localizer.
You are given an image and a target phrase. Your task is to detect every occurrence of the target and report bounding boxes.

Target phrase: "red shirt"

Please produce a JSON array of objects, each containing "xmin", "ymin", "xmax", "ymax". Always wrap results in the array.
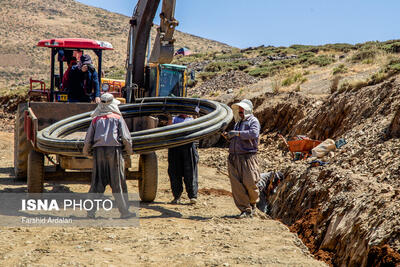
[{"xmin": 62, "ymin": 66, "xmax": 72, "ymax": 91}]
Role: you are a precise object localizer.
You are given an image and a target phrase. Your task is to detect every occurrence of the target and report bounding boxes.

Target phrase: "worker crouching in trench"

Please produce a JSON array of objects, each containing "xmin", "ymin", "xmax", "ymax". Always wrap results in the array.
[
  {"xmin": 224, "ymin": 99, "xmax": 261, "ymax": 219},
  {"xmin": 83, "ymin": 93, "xmax": 135, "ymax": 219}
]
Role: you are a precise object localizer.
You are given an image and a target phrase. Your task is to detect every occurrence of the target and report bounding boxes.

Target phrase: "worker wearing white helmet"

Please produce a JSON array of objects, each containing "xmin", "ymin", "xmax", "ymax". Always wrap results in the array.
[{"xmin": 224, "ymin": 99, "xmax": 261, "ymax": 218}]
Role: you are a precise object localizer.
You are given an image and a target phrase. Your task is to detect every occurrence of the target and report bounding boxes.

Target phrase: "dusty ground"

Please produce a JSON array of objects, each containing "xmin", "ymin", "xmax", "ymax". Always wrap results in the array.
[{"xmin": 0, "ymin": 131, "xmax": 325, "ymax": 266}]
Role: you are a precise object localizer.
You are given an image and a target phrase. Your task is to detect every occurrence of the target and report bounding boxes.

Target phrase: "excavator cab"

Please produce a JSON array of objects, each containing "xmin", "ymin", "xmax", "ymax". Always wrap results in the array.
[{"xmin": 146, "ymin": 63, "xmax": 187, "ymax": 97}]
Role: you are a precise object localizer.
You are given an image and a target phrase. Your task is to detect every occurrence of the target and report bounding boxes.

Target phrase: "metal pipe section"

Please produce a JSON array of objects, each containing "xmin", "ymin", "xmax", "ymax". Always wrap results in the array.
[{"xmin": 36, "ymin": 97, "xmax": 232, "ymax": 156}]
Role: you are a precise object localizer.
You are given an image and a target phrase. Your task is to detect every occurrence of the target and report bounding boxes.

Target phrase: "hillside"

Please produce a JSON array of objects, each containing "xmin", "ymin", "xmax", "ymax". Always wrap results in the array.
[
  {"xmin": 178, "ymin": 41, "xmax": 400, "ymax": 99},
  {"xmin": 0, "ymin": 0, "xmax": 231, "ymax": 90}
]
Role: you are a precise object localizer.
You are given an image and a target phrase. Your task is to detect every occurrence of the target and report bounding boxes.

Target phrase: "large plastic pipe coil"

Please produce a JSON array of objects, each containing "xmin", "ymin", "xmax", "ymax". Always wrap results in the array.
[{"xmin": 36, "ymin": 97, "xmax": 233, "ymax": 156}]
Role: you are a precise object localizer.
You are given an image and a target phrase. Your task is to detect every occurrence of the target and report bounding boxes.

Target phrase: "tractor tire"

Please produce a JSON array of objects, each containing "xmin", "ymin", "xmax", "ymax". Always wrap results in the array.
[
  {"xmin": 14, "ymin": 103, "xmax": 32, "ymax": 180},
  {"xmin": 138, "ymin": 152, "xmax": 158, "ymax": 202},
  {"xmin": 27, "ymin": 150, "xmax": 44, "ymax": 193}
]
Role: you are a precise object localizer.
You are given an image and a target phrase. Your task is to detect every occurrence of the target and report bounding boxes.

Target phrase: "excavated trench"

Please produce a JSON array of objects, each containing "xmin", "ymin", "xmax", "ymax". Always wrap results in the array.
[{"xmin": 246, "ymin": 78, "xmax": 400, "ymax": 266}]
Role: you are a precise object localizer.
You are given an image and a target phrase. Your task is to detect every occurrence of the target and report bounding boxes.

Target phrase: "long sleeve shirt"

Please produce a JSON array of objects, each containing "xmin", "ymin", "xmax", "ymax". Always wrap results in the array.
[
  {"xmin": 83, "ymin": 113, "xmax": 132, "ymax": 155},
  {"xmin": 61, "ymin": 66, "xmax": 72, "ymax": 91},
  {"xmin": 68, "ymin": 65, "xmax": 100, "ymax": 102},
  {"xmin": 229, "ymin": 115, "xmax": 260, "ymax": 154}
]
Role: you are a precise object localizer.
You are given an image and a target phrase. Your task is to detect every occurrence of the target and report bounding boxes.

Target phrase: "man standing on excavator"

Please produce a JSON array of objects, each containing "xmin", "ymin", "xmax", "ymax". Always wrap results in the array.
[{"xmin": 224, "ymin": 99, "xmax": 261, "ymax": 218}]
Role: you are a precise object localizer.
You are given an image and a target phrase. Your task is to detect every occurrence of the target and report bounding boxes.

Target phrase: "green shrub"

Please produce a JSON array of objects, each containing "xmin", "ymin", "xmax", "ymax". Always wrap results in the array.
[
  {"xmin": 204, "ymin": 62, "xmax": 229, "ymax": 72},
  {"xmin": 369, "ymin": 71, "xmax": 388, "ymax": 84},
  {"xmin": 308, "ymin": 55, "xmax": 335, "ymax": 67},
  {"xmin": 386, "ymin": 58, "xmax": 400, "ymax": 72},
  {"xmin": 214, "ymin": 53, "xmax": 243, "ymax": 60},
  {"xmin": 193, "ymin": 53, "xmax": 208, "ymax": 59},
  {"xmin": 281, "ymin": 73, "xmax": 305, "ymax": 87},
  {"xmin": 297, "ymin": 52, "xmax": 315, "ymax": 64},
  {"xmin": 362, "ymin": 58, "xmax": 374, "ymax": 64},
  {"xmin": 321, "ymin": 43, "xmax": 356, "ymax": 53},
  {"xmin": 338, "ymin": 79, "xmax": 368, "ymax": 93},
  {"xmin": 198, "ymin": 72, "xmax": 217, "ymax": 81},
  {"xmin": 173, "ymin": 53, "xmax": 212, "ymax": 64},
  {"xmin": 356, "ymin": 41, "xmax": 380, "ymax": 50},
  {"xmin": 289, "ymin": 44, "xmax": 319, "ymax": 53},
  {"xmin": 382, "ymin": 42, "xmax": 400, "ymax": 53},
  {"xmin": 350, "ymin": 49, "xmax": 377, "ymax": 62},
  {"xmin": 332, "ymin": 64, "xmax": 348, "ymax": 75},
  {"xmin": 204, "ymin": 61, "xmax": 250, "ymax": 73},
  {"xmin": 246, "ymin": 66, "xmax": 276, "ymax": 78},
  {"xmin": 230, "ymin": 61, "xmax": 250, "ymax": 71}
]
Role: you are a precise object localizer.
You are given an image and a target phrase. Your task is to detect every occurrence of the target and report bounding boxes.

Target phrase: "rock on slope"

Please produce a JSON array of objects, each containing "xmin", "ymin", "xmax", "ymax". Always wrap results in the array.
[{"xmin": 257, "ymin": 77, "xmax": 400, "ymax": 266}]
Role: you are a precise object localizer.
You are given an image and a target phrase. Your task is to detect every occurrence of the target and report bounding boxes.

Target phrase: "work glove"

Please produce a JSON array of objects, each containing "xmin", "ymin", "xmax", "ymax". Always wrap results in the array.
[{"xmin": 227, "ymin": 130, "xmax": 240, "ymax": 139}]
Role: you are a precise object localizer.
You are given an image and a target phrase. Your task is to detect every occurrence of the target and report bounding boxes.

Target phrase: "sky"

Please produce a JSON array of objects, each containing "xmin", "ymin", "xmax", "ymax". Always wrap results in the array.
[{"xmin": 76, "ymin": 0, "xmax": 400, "ymax": 48}]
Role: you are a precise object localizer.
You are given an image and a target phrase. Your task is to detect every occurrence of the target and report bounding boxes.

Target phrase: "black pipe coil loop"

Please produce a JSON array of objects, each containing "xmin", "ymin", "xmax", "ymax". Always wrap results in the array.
[{"xmin": 36, "ymin": 97, "xmax": 233, "ymax": 156}]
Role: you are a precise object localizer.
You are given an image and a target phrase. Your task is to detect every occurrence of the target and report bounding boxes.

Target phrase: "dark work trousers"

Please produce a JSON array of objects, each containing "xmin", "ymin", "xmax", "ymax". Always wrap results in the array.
[
  {"xmin": 167, "ymin": 143, "xmax": 199, "ymax": 199},
  {"xmin": 89, "ymin": 146, "xmax": 130, "ymax": 215}
]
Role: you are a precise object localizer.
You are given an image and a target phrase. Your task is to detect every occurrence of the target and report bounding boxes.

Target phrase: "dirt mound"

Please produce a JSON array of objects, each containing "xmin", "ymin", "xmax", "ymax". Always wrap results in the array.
[
  {"xmin": 191, "ymin": 71, "xmax": 259, "ymax": 97},
  {"xmin": 0, "ymin": 94, "xmax": 27, "ymax": 113},
  {"xmin": 253, "ymin": 92, "xmax": 313, "ymax": 135},
  {"xmin": 247, "ymin": 76, "xmax": 400, "ymax": 266},
  {"xmin": 198, "ymin": 188, "xmax": 232, "ymax": 197},
  {"xmin": 0, "ymin": 94, "xmax": 26, "ymax": 132}
]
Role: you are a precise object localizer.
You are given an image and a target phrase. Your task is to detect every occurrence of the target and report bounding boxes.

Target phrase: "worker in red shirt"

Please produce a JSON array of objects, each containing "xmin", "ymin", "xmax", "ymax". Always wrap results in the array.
[{"xmin": 61, "ymin": 56, "xmax": 77, "ymax": 91}]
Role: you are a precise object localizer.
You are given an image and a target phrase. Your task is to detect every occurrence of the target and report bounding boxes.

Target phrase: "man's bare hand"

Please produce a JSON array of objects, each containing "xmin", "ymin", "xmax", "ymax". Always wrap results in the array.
[
  {"xmin": 95, "ymin": 97, "xmax": 101, "ymax": 103},
  {"xmin": 81, "ymin": 65, "xmax": 88, "ymax": 72}
]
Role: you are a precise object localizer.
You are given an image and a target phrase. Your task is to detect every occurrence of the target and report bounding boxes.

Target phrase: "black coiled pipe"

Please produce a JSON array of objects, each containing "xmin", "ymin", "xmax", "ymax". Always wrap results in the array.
[{"xmin": 36, "ymin": 97, "xmax": 233, "ymax": 156}]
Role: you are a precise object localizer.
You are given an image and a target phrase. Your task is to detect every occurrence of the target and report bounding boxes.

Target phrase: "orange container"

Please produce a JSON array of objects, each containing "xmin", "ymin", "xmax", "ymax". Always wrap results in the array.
[{"xmin": 287, "ymin": 139, "xmax": 322, "ymax": 153}]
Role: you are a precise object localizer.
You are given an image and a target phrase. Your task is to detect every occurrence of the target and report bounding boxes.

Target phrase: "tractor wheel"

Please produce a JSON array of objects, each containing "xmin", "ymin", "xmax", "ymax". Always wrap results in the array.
[
  {"xmin": 14, "ymin": 103, "xmax": 32, "ymax": 180},
  {"xmin": 27, "ymin": 150, "xmax": 44, "ymax": 193},
  {"xmin": 138, "ymin": 152, "xmax": 158, "ymax": 202}
]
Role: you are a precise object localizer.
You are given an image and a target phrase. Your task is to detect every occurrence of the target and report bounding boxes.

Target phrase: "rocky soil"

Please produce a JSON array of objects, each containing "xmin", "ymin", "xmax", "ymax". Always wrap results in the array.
[
  {"xmin": 190, "ymin": 70, "xmax": 260, "ymax": 97},
  {"xmin": 199, "ymin": 75, "xmax": 400, "ymax": 266},
  {"xmin": 0, "ymin": 132, "xmax": 326, "ymax": 266}
]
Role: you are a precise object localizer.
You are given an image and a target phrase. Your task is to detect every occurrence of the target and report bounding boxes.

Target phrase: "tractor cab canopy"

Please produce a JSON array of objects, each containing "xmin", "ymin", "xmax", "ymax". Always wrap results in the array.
[
  {"xmin": 37, "ymin": 38, "xmax": 113, "ymax": 50},
  {"xmin": 35, "ymin": 38, "xmax": 113, "ymax": 102}
]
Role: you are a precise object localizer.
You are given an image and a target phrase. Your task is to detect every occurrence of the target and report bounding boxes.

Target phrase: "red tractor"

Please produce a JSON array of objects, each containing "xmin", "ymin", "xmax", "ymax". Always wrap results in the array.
[{"xmin": 15, "ymin": 38, "xmax": 158, "ymax": 201}]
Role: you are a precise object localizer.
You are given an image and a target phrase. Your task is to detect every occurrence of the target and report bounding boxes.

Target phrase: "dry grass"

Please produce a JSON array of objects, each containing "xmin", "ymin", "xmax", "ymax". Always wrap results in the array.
[{"xmin": 271, "ymin": 76, "xmax": 282, "ymax": 94}]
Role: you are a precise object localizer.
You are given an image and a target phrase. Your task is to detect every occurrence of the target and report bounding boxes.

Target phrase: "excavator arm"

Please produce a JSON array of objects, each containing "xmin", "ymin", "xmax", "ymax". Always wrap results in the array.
[
  {"xmin": 149, "ymin": 0, "xmax": 178, "ymax": 64},
  {"xmin": 125, "ymin": 0, "xmax": 178, "ymax": 103}
]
